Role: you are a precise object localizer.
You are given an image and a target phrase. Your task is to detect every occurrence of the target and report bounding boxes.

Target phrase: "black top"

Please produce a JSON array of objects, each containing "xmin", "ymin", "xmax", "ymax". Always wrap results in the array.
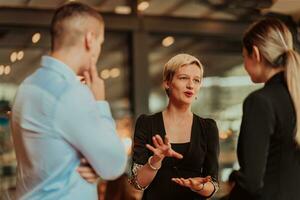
[
  {"xmin": 132, "ymin": 112, "xmax": 219, "ymax": 200},
  {"xmin": 229, "ymin": 72, "xmax": 300, "ymax": 200}
]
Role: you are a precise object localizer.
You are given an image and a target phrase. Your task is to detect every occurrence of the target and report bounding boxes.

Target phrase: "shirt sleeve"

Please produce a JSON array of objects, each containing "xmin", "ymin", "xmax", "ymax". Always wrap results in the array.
[
  {"xmin": 202, "ymin": 118, "xmax": 220, "ymax": 197},
  {"xmin": 236, "ymin": 92, "xmax": 275, "ymax": 195},
  {"xmin": 54, "ymin": 84, "xmax": 127, "ymax": 180}
]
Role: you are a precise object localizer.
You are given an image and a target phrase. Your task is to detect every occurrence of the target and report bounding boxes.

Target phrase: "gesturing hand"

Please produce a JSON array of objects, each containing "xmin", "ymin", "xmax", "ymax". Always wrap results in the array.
[
  {"xmin": 146, "ymin": 134, "xmax": 183, "ymax": 161},
  {"xmin": 172, "ymin": 176, "xmax": 211, "ymax": 191}
]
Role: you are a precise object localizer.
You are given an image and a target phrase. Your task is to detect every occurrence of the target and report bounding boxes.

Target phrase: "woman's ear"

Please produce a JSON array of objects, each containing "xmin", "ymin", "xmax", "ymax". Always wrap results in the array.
[
  {"xmin": 252, "ymin": 45, "xmax": 261, "ymax": 63},
  {"xmin": 163, "ymin": 80, "xmax": 170, "ymax": 90}
]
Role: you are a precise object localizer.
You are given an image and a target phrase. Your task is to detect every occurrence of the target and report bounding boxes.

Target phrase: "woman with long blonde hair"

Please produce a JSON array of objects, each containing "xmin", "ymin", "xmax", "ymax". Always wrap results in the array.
[{"xmin": 229, "ymin": 18, "xmax": 300, "ymax": 200}]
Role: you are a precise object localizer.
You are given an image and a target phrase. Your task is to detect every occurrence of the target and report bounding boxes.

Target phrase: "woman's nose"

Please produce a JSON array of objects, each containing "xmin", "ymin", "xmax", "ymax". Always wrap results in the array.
[{"xmin": 186, "ymin": 79, "xmax": 194, "ymax": 89}]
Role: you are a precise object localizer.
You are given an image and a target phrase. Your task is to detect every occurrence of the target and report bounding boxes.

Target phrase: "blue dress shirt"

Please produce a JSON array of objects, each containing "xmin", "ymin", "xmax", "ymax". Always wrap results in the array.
[{"xmin": 11, "ymin": 56, "xmax": 127, "ymax": 200}]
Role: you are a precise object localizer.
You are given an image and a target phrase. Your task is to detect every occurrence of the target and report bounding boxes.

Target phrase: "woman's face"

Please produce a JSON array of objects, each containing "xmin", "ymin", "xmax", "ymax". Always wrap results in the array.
[
  {"xmin": 166, "ymin": 64, "xmax": 202, "ymax": 105},
  {"xmin": 243, "ymin": 47, "xmax": 264, "ymax": 83}
]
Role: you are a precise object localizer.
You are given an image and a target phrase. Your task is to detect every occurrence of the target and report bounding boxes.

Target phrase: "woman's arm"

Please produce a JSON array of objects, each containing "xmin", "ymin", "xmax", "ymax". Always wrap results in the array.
[
  {"xmin": 234, "ymin": 93, "xmax": 274, "ymax": 195},
  {"xmin": 129, "ymin": 115, "xmax": 182, "ymax": 190},
  {"xmin": 131, "ymin": 135, "xmax": 183, "ymax": 189},
  {"xmin": 201, "ymin": 118, "xmax": 220, "ymax": 198}
]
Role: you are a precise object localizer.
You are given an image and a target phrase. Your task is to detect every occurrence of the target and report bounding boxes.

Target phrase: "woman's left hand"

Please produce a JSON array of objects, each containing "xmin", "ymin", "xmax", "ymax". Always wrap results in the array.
[
  {"xmin": 172, "ymin": 176, "xmax": 211, "ymax": 191},
  {"xmin": 77, "ymin": 158, "xmax": 99, "ymax": 184}
]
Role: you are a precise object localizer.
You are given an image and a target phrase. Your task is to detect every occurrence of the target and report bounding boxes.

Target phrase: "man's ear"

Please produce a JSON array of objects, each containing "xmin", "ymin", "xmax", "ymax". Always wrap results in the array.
[
  {"xmin": 85, "ymin": 31, "xmax": 93, "ymax": 50},
  {"xmin": 252, "ymin": 45, "xmax": 261, "ymax": 63}
]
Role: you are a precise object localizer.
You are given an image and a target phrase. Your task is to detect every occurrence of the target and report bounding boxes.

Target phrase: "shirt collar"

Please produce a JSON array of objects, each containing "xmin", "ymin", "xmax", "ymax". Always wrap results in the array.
[{"xmin": 41, "ymin": 55, "xmax": 78, "ymax": 82}]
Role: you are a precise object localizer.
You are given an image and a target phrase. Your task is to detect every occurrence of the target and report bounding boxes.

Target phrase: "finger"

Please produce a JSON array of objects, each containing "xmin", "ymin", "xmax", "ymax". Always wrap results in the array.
[
  {"xmin": 146, "ymin": 144, "xmax": 157, "ymax": 153},
  {"xmin": 90, "ymin": 63, "xmax": 98, "ymax": 81},
  {"xmin": 85, "ymin": 178, "xmax": 98, "ymax": 183},
  {"xmin": 85, "ymin": 178, "xmax": 98, "ymax": 184},
  {"xmin": 80, "ymin": 158, "xmax": 88, "ymax": 164},
  {"xmin": 205, "ymin": 176, "xmax": 212, "ymax": 182},
  {"xmin": 77, "ymin": 166, "xmax": 94, "ymax": 173},
  {"xmin": 182, "ymin": 178, "xmax": 189, "ymax": 183},
  {"xmin": 173, "ymin": 179, "xmax": 183, "ymax": 186},
  {"xmin": 164, "ymin": 135, "xmax": 170, "ymax": 145},
  {"xmin": 83, "ymin": 71, "xmax": 91, "ymax": 87},
  {"xmin": 155, "ymin": 135, "xmax": 164, "ymax": 146},
  {"xmin": 188, "ymin": 179, "xmax": 196, "ymax": 188},
  {"xmin": 152, "ymin": 136, "xmax": 160, "ymax": 148},
  {"xmin": 172, "ymin": 178, "xmax": 184, "ymax": 186},
  {"xmin": 78, "ymin": 76, "xmax": 85, "ymax": 84},
  {"xmin": 193, "ymin": 177, "xmax": 209, "ymax": 184},
  {"xmin": 78, "ymin": 171, "xmax": 98, "ymax": 178},
  {"xmin": 180, "ymin": 178, "xmax": 190, "ymax": 186},
  {"xmin": 171, "ymin": 150, "xmax": 183, "ymax": 159}
]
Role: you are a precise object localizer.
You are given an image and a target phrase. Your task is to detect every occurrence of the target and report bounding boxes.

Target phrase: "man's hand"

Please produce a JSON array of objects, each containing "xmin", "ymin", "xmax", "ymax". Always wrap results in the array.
[
  {"xmin": 83, "ymin": 64, "xmax": 105, "ymax": 101},
  {"xmin": 77, "ymin": 158, "xmax": 99, "ymax": 184}
]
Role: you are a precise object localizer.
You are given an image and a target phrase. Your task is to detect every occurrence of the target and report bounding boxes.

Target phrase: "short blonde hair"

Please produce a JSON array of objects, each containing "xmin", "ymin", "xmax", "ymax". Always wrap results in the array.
[{"xmin": 163, "ymin": 53, "xmax": 204, "ymax": 82}]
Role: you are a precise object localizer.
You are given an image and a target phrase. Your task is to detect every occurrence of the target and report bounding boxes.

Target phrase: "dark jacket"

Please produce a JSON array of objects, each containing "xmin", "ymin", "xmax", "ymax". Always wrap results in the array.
[{"xmin": 229, "ymin": 72, "xmax": 300, "ymax": 200}]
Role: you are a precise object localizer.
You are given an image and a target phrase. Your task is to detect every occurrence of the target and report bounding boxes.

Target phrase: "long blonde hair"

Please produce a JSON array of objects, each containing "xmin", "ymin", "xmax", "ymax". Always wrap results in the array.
[{"xmin": 243, "ymin": 18, "xmax": 300, "ymax": 145}]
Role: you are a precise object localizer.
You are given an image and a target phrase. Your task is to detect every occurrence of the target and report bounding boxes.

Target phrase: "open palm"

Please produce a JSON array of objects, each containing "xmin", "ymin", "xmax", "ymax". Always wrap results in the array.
[
  {"xmin": 172, "ymin": 176, "xmax": 211, "ymax": 191},
  {"xmin": 146, "ymin": 134, "xmax": 183, "ymax": 160}
]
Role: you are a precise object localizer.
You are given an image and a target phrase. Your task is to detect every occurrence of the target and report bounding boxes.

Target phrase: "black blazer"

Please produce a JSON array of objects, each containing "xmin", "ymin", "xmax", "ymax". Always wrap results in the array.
[{"xmin": 229, "ymin": 72, "xmax": 300, "ymax": 200}]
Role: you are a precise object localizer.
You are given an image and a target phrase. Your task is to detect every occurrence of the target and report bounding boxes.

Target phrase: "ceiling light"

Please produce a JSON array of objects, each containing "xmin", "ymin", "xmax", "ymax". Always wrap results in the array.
[
  {"xmin": 17, "ymin": 51, "xmax": 24, "ymax": 60},
  {"xmin": 162, "ymin": 36, "xmax": 175, "ymax": 47},
  {"xmin": 115, "ymin": 6, "xmax": 131, "ymax": 14},
  {"xmin": 101, "ymin": 69, "xmax": 110, "ymax": 79},
  {"xmin": 0, "ymin": 65, "xmax": 4, "ymax": 75},
  {"xmin": 110, "ymin": 68, "xmax": 120, "ymax": 78},
  {"xmin": 138, "ymin": 1, "xmax": 149, "ymax": 11},
  {"xmin": 10, "ymin": 52, "xmax": 17, "ymax": 63},
  {"xmin": 4, "ymin": 65, "xmax": 11, "ymax": 75},
  {"xmin": 32, "ymin": 32, "xmax": 41, "ymax": 43}
]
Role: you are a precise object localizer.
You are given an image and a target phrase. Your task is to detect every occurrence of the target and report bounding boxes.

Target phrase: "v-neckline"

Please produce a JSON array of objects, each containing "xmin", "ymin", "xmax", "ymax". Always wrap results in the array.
[
  {"xmin": 159, "ymin": 111, "xmax": 195, "ymax": 145},
  {"xmin": 158, "ymin": 111, "xmax": 197, "ymax": 164}
]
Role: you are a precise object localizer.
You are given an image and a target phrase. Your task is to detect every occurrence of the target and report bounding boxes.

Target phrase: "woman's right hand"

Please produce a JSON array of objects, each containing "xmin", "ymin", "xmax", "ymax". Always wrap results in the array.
[{"xmin": 146, "ymin": 134, "xmax": 183, "ymax": 163}]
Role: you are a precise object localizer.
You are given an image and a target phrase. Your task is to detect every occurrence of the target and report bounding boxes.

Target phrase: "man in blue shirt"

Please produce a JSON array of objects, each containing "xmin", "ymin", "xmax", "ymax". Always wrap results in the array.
[{"xmin": 10, "ymin": 3, "xmax": 127, "ymax": 200}]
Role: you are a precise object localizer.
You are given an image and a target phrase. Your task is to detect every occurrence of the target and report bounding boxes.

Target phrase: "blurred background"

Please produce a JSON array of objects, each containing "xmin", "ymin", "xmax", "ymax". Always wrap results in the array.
[{"xmin": 0, "ymin": 0, "xmax": 300, "ymax": 199}]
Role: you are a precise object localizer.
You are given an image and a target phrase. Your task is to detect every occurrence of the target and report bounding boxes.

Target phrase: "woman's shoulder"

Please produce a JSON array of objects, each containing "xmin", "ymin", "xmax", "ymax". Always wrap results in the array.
[
  {"xmin": 137, "ymin": 112, "xmax": 161, "ymax": 121},
  {"xmin": 193, "ymin": 114, "xmax": 219, "ymax": 142},
  {"xmin": 244, "ymin": 88, "xmax": 274, "ymax": 108},
  {"xmin": 193, "ymin": 113, "xmax": 217, "ymax": 126},
  {"xmin": 246, "ymin": 79, "xmax": 288, "ymax": 102},
  {"xmin": 135, "ymin": 112, "xmax": 162, "ymax": 127}
]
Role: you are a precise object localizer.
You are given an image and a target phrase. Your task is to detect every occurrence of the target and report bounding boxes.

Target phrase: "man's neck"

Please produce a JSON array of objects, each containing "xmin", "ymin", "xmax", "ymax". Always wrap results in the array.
[{"xmin": 51, "ymin": 49, "xmax": 82, "ymax": 75}]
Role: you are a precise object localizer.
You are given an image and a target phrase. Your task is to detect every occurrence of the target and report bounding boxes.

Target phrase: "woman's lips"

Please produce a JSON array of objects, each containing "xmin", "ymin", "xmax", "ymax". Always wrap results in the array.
[{"xmin": 184, "ymin": 91, "xmax": 194, "ymax": 97}]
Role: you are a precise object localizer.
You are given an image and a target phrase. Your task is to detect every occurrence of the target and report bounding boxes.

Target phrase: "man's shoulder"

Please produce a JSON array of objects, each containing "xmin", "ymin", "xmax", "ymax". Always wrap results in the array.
[{"xmin": 23, "ymin": 67, "xmax": 84, "ymax": 100}]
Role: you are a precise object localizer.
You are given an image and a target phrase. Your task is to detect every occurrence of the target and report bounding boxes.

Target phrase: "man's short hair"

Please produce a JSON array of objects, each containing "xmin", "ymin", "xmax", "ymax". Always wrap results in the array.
[{"xmin": 51, "ymin": 2, "xmax": 104, "ymax": 51}]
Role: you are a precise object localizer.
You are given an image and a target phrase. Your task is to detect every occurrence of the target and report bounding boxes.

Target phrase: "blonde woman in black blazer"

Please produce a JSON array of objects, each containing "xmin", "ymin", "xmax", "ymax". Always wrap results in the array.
[{"xmin": 229, "ymin": 18, "xmax": 300, "ymax": 200}]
